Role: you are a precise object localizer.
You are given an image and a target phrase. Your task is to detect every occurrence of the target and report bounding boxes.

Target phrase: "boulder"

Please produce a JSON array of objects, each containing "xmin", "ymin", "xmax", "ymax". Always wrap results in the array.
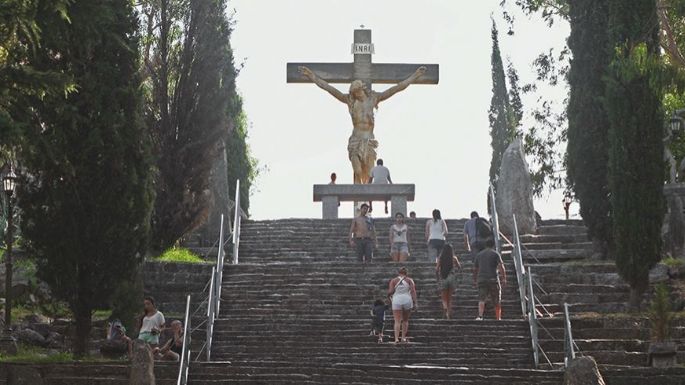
[
  {"xmin": 45, "ymin": 331, "xmax": 64, "ymax": 349},
  {"xmin": 129, "ymin": 339, "xmax": 155, "ymax": 385},
  {"xmin": 101, "ymin": 338, "xmax": 129, "ymax": 359},
  {"xmin": 496, "ymin": 138, "xmax": 537, "ymax": 234},
  {"xmin": 16, "ymin": 328, "xmax": 46, "ymax": 347},
  {"xmin": 564, "ymin": 356, "xmax": 606, "ymax": 385},
  {"xmin": 29, "ymin": 322, "xmax": 51, "ymax": 338}
]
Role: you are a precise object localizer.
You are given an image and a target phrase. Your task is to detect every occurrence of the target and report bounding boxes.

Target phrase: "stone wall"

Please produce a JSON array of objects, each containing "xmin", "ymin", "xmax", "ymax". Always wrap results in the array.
[
  {"xmin": 0, "ymin": 362, "xmax": 177, "ymax": 385},
  {"xmin": 143, "ymin": 261, "xmax": 213, "ymax": 316}
]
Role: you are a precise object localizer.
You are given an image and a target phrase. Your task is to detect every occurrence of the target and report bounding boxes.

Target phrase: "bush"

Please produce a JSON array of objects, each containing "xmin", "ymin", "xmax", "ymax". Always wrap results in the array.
[
  {"xmin": 155, "ymin": 248, "xmax": 205, "ymax": 264},
  {"xmin": 648, "ymin": 283, "xmax": 674, "ymax": 342}
]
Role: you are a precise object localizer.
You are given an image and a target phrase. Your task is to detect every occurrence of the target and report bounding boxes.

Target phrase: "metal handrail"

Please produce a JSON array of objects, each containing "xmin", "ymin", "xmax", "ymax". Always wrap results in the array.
[
  {"xmin": 202, "ymin": 179, "xmax": 242, "ymax": 361},
  {"xmin": 488, "ymin": 183, "xmax": 501, "ymax": 254},
  {"xmin": 563, "ymin": 302, "xmax": 577, "ymax": 367},
  {"xmin": 232, "ymin": 179, "xmax": 241, "ymax": 265},
  {"xmin": 176, "ymin": 295, "xmax": 191, "ymax": 385}
]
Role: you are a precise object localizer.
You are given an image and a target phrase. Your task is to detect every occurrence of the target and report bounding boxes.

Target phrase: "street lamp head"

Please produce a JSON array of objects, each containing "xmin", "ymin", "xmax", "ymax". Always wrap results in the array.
[{"xmin": 3, "ymin": 169, "xmax": 16, "ymax": 195}]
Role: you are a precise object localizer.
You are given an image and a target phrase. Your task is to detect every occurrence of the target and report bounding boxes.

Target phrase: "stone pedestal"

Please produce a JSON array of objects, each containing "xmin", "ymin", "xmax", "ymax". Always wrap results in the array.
[
  {"xmin": 313, "ymin": 184, "xmax": 415, "ymax": 219},
  {"xmin": 390, "ymin": 195, "xmax": 407, "ymax": 217},
  {"xmin": 321, "ymin": 196, "xmax": 340, "ymax": 219},
  {"xmin": 496, "ymin": 138, "xmax": 537, "ymax": 234}
]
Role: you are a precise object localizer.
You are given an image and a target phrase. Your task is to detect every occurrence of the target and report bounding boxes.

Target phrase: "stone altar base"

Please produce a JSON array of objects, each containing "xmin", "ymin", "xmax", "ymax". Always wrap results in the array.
[{"xmin": 313, "ymin": 184, "xmax": 415, "ymax": 219}]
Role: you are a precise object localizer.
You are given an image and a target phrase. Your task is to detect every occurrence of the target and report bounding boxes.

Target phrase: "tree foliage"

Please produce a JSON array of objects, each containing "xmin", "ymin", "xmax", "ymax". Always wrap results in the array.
[
  {"xmin": 566, "ymin": 0, "xmax": 613, "ymax": 256},
  {"xmin": 605, "ymin": 0, "xmax": 665, "ymax": 309},
  {"xmin": 0, "ymin": 0, "xmax": 73, "ymax": 148},
  {"xmin": 17, "ymin": 0, "xmax": 154, "ymax": 356},
  {"xmin": 140, "ymin": 0, "xmax": 238, "ymax": 251},
  {"xmin": 226, "ymin": 94, "xmax": 258, "ymax": 216},
  {"xmin": 488, "ymin": 20, "xmax": 518, "ymax": 191}
]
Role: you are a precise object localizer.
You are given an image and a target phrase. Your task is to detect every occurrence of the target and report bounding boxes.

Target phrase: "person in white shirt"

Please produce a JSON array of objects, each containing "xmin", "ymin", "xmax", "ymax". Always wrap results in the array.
[
  {"xmin": 425, "ymin": 209, "xmax": 448, "ymax": 262},
  {"xmin": 389, "ymin": 212, "xmax": 410, "ymax": 262},
  {"xmin": 368, "ymin": 159, "xmax": 392, "ymax": 214},
  {"xmin": 137, "ymin": 296, "xmax": 165, "ymax": 346}
]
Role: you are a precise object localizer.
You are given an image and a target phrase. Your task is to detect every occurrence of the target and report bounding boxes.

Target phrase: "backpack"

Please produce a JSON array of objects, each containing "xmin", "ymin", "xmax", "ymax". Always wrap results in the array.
[{"xmin": 475, "ymin": 217, "xmax": 493, "ymax": 239}]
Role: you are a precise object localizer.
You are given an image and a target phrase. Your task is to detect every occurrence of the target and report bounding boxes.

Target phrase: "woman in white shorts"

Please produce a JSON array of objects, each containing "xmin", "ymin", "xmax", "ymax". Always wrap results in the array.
[
  {"xmin": 389, "ymin": 212, "xmax": 410, "ymax": 262},
  {"xmin": 388, "ymin": 267, "xmax": 418, "ymax": 344}
]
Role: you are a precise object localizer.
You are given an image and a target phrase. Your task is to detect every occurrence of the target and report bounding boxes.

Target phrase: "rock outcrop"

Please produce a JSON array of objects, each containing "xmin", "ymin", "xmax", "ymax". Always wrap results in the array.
[{"xmin": 496, "ymin": 138, "xmax": 537, "ymax": 234}]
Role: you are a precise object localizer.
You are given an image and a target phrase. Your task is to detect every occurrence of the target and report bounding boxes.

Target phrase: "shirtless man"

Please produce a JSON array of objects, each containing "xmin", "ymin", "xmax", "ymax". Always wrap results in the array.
[
  {"xmin": 349, "ymin": 203, "xmax": 377, "ymax": 263},
  {"xmin": 299, "ymin": 66, "xmax": 426, "ymax": 184}
]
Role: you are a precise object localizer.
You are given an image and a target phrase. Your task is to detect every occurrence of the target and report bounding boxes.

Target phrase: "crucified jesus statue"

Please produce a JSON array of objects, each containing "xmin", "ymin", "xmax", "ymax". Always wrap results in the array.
[{"xmin": 299, "ymin": 66, "xmax": 427, "ymax": 184}]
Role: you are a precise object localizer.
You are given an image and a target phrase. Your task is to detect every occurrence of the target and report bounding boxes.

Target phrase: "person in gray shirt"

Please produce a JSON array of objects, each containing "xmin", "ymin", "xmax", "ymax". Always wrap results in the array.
[
  {"xmin": 463, "ymin": 211, "xmax": 479, "ymax": 253},
  {"xmin": 472, "ymin": 238, "xmax": 506, "ymax": 320}
]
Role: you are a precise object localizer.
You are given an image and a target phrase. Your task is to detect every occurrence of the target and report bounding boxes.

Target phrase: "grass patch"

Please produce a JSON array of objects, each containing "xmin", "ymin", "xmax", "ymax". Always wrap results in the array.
[
  {"xmin": 155, "ymin": 247, "xmax": 205, "ymax": 264},
  {"xmin": 0, "ymin": 345, "xmax": 127, "ymax": 363},
  {"xmin": 93, "ymin": 309, "xmax": 112, "ymax": 321},
  {"xmin": 0, "ymin": 346, "xmax": 73, "ymax": 363},
  {"xmin": 662, "ymin": 257, "xmax": 684, "ymax": 268}
]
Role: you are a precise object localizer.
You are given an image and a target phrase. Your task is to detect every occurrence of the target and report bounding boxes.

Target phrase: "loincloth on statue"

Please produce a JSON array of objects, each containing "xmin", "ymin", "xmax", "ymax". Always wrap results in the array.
[{"xmin": 347, "ymin": 134, "xmax": 378, "ymax": 162}]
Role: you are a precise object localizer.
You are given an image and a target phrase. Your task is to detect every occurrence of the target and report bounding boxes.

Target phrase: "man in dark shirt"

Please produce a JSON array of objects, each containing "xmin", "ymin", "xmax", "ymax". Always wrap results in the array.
[{"xmin": 473, "ymin": 238, "xmax": 506, "ymax": 320}]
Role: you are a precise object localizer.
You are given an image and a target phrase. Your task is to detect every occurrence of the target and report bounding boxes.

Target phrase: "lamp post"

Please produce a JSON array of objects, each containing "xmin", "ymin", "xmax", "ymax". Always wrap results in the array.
[{"xmin": 1, "ymin": 168, "xmax": 17, "ymax": 354}]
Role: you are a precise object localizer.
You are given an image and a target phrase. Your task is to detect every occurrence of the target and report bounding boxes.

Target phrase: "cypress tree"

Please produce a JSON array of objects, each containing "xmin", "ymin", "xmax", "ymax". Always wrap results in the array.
[
  {"xmin": 566, "ymin": 0, "xmax": 613, "ymax": 257},
  {"xmin": 489, "ymin": 19, "xmax": 518, "ymax": 191},
  {"xmin": 605, "ymin": 0, "xmax": 664, "ymax": 309},
  {"xmin": 226, "ymin": 94, "xmax": 258, "ymax": 216},
  {"xmin": 143, "ymin": 0, "xmax": 237, "ymax": 251},
  {"xmin": 18, "ymin": 1, "xmax": 153, "ymax": 356}
]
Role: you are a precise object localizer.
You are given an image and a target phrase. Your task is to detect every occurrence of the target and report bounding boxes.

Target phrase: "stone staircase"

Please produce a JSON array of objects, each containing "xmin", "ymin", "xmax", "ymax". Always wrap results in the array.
[
  {"xmin": 182, "ymin": 218, "xmax": 564, "ymax": 384},
  {"xmin": 181, "ymin": 217, "xmax": 685, "ymax": 384}
]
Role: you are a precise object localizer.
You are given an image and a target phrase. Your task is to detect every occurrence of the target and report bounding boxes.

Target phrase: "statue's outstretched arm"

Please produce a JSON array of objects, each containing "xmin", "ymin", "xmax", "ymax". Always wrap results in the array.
[
  {"xmin": 377, "ymin": 66, "xmax": 427, "ymax": 103},
  {"xmin": 299, "ymin": 66, "xmax": 348, "ymax": 104}
]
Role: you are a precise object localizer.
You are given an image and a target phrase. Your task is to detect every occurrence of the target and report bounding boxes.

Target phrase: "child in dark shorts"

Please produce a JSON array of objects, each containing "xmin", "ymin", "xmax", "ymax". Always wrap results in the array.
[{"xmin": 370, "ymin": 299, "xmax": 389, "ymax": 343}]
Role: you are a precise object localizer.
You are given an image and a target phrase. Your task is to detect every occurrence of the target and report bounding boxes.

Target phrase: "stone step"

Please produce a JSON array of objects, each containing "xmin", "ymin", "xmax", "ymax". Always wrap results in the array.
[{"xmin": 188, "ymin": 361, "xmax": 564, "ymax": 385}]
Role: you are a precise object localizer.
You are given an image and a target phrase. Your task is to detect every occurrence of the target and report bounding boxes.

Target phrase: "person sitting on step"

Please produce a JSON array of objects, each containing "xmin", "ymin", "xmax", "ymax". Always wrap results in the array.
[
  {"xmin": 153, "ymin": 320, "xmax": 183, "ymax": 361},
  {"xmin": 370, "ymin": 299, "xmax": 389, "ymax": 343},
  {"xmin": 473, "ymin": 238, "xmax": 507, "ymax": 321},
  {"xmin": 137, "ymin": 296, "xmax": 165, "ymax": 347},
  {"xmin": 436, "ymin": 244, "xmax": 461, "ymax": 319}
]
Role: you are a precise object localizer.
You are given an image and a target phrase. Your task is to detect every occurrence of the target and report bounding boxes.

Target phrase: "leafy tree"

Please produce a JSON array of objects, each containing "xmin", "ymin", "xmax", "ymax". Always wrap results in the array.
[
  {"xmin": 0, "ymin": 0, "xmax": 73, "ymax": 149},
  {"xmin": 605, "ymin": 0, "xmax": 665, "ymax": 309},
  {"xmin": 17, "ymin": 0, "xmax": 154, "ymax": 356},
  {"xmin": 566, "ymin": 0, "xmax": 613, "ymax": 257},
  {"xmin": 488, "ymin": 20, "xmax": 518, "ymax": 191},
  {"xmin": 140, "ymin": 0, "xmax": 238, "ymax": 252},
  {"xmin": 226, "ymin": 94, "xmax": 258, "ymax": 216}
]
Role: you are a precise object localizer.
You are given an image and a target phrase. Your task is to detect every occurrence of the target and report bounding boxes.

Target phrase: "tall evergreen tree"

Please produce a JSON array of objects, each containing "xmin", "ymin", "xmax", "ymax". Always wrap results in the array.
[
  {"xmin": 605, "ymin": 0, "xmax": 665, "ymax": 308},
  {"xmin": 140, "ymin": 0, "xmax": 237, "ymax": 251},
  {"xmin": 226, "ymin": 94, "xmax": 258, "ymax": 216},
  {"xmin": 17, "ymin": 1, "xmax": 153, "ymax": 356},
  {"xmin": 566, "ymin": 0, "xmax": 613, "ymax": 257},
  {"xmin": 489, "ymin": 20, "xmax": 518, "ymax": 191}
]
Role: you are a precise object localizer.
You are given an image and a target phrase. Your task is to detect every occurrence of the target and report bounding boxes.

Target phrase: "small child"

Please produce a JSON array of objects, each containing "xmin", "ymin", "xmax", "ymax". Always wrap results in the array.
[{"xmin": 370, "ymin": 299, "xmax": 388, "ymax": 343}]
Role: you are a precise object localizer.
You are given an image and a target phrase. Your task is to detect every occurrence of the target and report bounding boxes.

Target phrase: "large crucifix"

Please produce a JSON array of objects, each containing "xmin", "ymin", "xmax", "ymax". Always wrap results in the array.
[{"xmin": 287, "ymin": 28, "xmax": 439, "ymax": 184}]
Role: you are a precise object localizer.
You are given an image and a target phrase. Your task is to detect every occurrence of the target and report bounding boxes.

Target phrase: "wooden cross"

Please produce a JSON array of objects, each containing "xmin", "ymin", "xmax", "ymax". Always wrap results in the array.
[{"xmin": 286, "ymin": 29, "xmax": 439, "ymax": 88}]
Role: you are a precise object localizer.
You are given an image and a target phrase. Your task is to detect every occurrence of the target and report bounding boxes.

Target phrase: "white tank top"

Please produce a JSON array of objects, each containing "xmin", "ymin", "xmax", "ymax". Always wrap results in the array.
[
  {"xmin": 428, "ymin": 219, "xmax": 446, "ymax": 240},
  {"xmin": 391, "ymin": 224, "xmax": 408, "ymax": 243},
  {"xmin": 394, "ymin": 276, "xmax": 411, "ymax": 296}
]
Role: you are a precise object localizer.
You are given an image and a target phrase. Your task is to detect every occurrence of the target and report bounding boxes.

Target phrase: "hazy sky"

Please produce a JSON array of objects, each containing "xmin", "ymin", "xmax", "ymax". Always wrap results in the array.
[{"xmin": 228, "ymin": 0, "xmax": 575, "ymax": 220}]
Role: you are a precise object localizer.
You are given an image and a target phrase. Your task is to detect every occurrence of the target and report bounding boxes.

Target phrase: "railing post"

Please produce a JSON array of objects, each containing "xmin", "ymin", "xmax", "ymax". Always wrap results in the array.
[
  {"xmin": 527, "ymin": 266, "xmax": 539, "ymax": 368},
  {"xmin": 215, "ymin": 215, "xmax": 225, "ymax": 317},
  {"xmin": 233, "ymin": 180, "xmax": 241, "ymax": 265},
  {"xmin": 513, "ymin": 215, "xmax": 527, "ymax": 317},
  {"xmin": 206, "ymin": 267, "xmax": 216, "ymax": 362},
  {"xmin": 564, "ymin": 302, "xmax": 576, "ymax": 367},
  {"xmin": 177, "ymin": 295, "xmax": 191, "ymax": 385},
  {"xmin": 489, "ymin": 183, "xmax": 501, "ymax": 254}
]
